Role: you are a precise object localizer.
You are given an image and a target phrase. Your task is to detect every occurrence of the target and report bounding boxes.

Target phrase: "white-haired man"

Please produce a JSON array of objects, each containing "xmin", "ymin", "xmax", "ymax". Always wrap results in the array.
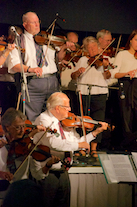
[{"xmin": 30, "ymin": 92, "xmax": 108, "ymax": 207}]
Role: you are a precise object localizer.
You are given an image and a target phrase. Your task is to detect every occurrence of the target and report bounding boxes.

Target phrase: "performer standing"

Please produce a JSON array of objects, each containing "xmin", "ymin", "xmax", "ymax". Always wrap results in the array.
[
  {"xmin": 71, "ymin": 36, "xmax": 111, "ymax": 157},
  {"xmin": 60, "ymin": 32, "xmax": 79, "ymax": 114},
  {"xmin": 96, "ymin": 29, "xmax": 112, "ymax": 51},
  {"xmin": 110, "ymin": 29, "xmax": 137, "ymax": 149},
  {"xmin": 8, "ymin": 11, "xmax": 74, "ymax": 122},
  {"xmin": 0, "ymin": 41, "xmax": 16, "ymax": 116}
]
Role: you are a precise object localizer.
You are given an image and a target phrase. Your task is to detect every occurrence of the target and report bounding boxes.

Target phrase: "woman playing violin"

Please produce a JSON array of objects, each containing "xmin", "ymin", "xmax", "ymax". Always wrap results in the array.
[
  {"xmin": 0, "ymin": 108, "xmax": 60, "ymax": 184},
  {"xmin": 71, "ymin": 36, "xmax": 111, "ymax": 157},
  {"xmin": 109, "ymin": 29, "xmax": 137, "ymax": 149}
]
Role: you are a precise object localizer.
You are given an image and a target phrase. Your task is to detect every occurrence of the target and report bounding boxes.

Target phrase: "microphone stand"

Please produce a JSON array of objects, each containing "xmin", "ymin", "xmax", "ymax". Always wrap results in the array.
[
  {"xmin": 76, "ymin": 82, "xmax": 119, "ymax": 116},
  {"xmin": 13, "ymin": 30, "xmax": 30, "ymax": 114}
]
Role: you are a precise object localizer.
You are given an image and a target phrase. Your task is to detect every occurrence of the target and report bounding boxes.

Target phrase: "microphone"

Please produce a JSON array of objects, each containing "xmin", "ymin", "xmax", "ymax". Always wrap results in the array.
[
  {"xmin": 120, "ymin": 82, "xmax": 125, "ymax": 99},
  {"xmin": 10, "ymin": 26, "xmax": 19, "ymax": 36},
  {"xmin": 56, "ymin": 13, "xmax": 66, "ymax": 22}
]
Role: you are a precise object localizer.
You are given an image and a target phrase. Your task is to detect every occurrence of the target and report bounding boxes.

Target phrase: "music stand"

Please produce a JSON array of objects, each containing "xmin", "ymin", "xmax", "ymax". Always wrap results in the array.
[
  {"xmin": 12, "ymin": 28, "xmax": 30, "ymax": 114},
  {"xmin": 76, "ymin": 82, "xmax": 119, "ymax": 116}
]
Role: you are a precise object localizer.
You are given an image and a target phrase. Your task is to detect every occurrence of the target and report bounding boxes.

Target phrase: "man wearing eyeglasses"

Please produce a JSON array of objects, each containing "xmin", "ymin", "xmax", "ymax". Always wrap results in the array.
[
  {"xmin": 30, "ymin": 92, "xmax": 108, "ymax": 207},
  {"xmin": 8, "ymin": 11, "xmax": 74, "ymax": 122},
  {"xmin": 0, "ymin": 108, "xmax": 60, "ymax": 189}
]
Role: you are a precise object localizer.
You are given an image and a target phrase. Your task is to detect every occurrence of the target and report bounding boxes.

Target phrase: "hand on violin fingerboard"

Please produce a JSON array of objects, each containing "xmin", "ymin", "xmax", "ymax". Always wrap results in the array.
[
  {"xmin": 28, "ymin": 125, "xmax": 46, "ymax": 137},
  {"xmin": 92, "ymin": 121, "xmax": 108, "ymax": 137}
]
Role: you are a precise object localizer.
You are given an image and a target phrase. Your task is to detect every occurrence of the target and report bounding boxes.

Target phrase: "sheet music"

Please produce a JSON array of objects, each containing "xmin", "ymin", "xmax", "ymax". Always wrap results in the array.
[
  {"xmin": 99, "ymin": 154, "xmax": 137, "ymax": 183},
  {"xmin": 108, "ymin": 155, "xmax": 137, "ymax": 182},
  {"xmin": 131, "ymin": 152, "xmax": 137, "ymax": 169}
]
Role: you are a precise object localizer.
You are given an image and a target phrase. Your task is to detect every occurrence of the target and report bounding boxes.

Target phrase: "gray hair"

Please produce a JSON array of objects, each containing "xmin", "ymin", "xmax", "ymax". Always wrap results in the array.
[
  {"xmin": 1, "ymin": 108, "xmax": 26, "ymax": 132},
  {"xmin": 22, "ymin": 11, "xmax": 38, "ymax": 23},
  {"xmin": 96, "ymin": 29, "xmax": 111, "ymax": 40},
  {"xmin": 46, "ymin": 92, "xmax": 68, "ymax": 110},
  {"xmin": 82, "ymin": 36, "xmax": 98, "ymax": 52}
]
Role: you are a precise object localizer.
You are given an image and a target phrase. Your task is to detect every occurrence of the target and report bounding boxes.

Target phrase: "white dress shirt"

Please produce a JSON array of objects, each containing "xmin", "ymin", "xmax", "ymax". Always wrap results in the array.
[
  {"xmin": 8, "ymin": 30, "xmax": 57, "ymax": 75},
  {"xmin": 30, "ymin": 110, "xmax": 96, "ymax": 180}
]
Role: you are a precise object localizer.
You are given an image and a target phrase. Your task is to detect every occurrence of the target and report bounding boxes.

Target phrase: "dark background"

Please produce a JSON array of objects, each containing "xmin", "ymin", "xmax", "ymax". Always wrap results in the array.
[{"xmin": 0, "ymin": 0, "xmax": 137, "ymax": 47}]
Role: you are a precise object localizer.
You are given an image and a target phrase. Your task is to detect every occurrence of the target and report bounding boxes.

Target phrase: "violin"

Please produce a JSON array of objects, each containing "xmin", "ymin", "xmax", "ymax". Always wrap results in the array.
[
  {"xmin": 14, "ymin": 122, "xmax": 59, "ymax": 161},
  {"xmin": 14, "ymin": 126, "xmax": 71, "ymax": 170},
  {"xmin": 59, "ymin": 49, "xmax": 83, "ymax": 72},
  {"xmin": 87, "ymin": 55, "xmax": 104, "ymax": 69},
  {"xmin": 0, "ymin": 41, "xmax": 25, "ymax": 52},
  {"xmin": 61, "ymin": 112, "xmax": 115, "ymax": 131},
  {"xmin": 102, "ymin": 47, "xmax": 116, "ymax": 58},
  {"xmin": 34, "ymin": 31, "xmax": 67, "ymax": 47},
  {"xmin": 15, "ymin": 136, "xmax": 51, "ymax": 162},
  {"xmin": 34, "ymin": 31, "xmax": 80, "ymax": 49},
  {"xmin": 87, "ymin": 55, "xmax": 116, "ymax": 71}
]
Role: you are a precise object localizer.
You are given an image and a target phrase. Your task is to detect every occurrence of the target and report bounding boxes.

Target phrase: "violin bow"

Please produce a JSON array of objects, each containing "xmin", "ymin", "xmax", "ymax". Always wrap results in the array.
[
  {"xmin": 78, "ymin": 90, "xmax": 87, "ymax": 142},
  {"xmin": 115, "ymin": 34, "xmax": 122, "ymax": 57},
  {"xmin": 16, "ymin": 92, "xmax": 22, "ymax": 111},
  {"xmin": 13, "ymin": 122, "xmax": 54, "ymax": 178},
  {"xmin": 42, "ymin": 19, "xmax": 57, "ymax": 68},
  {"xmin": 79, "ymin": 38, "xmax": 115, "ymax": 78}
]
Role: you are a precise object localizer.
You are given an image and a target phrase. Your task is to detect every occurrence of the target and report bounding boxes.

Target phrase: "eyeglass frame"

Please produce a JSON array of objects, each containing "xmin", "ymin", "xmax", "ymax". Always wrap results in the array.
[
  {"xmin": 12, "ymin": 124, "xmax": 26, "ymax": 131},
  {"xmin": 59, "ymin": 105, "xmax": 71, "ymax": 111}
]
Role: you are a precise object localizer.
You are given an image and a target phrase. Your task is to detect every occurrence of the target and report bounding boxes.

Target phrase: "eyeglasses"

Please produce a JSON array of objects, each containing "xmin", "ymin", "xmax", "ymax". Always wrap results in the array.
[
  {"xmin": 12, "ymin": 125, "xmax": 25, "ymax": 131},
  {"xmin": 27, "ymin": 20, "xmax": 41, "ymax": 25},
  {"xmin": 59, "ymin": 105, "xmax": 71, "ymax": 111}
]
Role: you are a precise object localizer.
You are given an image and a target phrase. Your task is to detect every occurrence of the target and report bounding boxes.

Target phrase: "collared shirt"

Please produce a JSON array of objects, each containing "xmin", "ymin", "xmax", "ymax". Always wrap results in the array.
[
  {"xmin": 30, "ymin": 110, "xmax": 96, "ymax": 180},
  {"xmin": 73, "ymin": 56, "xmax": 108, "ymax": 95},
  {"xmin": 8, "ymin": 30, "xmax": 57, "ymax": 75}
]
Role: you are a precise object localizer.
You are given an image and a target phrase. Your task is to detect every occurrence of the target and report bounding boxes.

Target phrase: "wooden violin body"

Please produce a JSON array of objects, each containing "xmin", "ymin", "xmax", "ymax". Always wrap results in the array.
[
  {"xmin": 61, "ymin": 112, "xmax": 115, "ymax": 132},
  {"xmin": 61, "ymin": 112, "xmax": 99, "ymax": 131},
  {"xmin": 34, "ymin": 31, "xmax": 67, "ymax": 47}
]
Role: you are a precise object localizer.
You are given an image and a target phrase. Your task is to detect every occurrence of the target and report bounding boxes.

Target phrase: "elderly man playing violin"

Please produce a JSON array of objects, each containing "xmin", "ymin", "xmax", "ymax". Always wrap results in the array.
[
  {"xmin": 8, "ymin": 11, "xmax": 75, "ymax": 122},
  {"xmin": 30, "ymin": 91, "xmax": 108, "ymax": 207},
  {"xmin": 71, "ymin": 36, "xmax": 112, "ymax": 158},
  {"xmin": 0, "ymin": 107, "xmax": 60, "ymax": 191}
]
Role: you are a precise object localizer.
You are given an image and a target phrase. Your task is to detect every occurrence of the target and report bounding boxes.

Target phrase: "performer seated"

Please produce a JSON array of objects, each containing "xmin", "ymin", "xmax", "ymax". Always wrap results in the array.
[
  {"xmin": 30, "ymin": 92, "xmax": 108, "ymax": 207},
  {"xmin": 71, "ymin": 36, "xmax": 111, "ymax": 157},
  {"xmin": 0, "ymin": 108, "xmax": 60, "ymax": 185}
]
